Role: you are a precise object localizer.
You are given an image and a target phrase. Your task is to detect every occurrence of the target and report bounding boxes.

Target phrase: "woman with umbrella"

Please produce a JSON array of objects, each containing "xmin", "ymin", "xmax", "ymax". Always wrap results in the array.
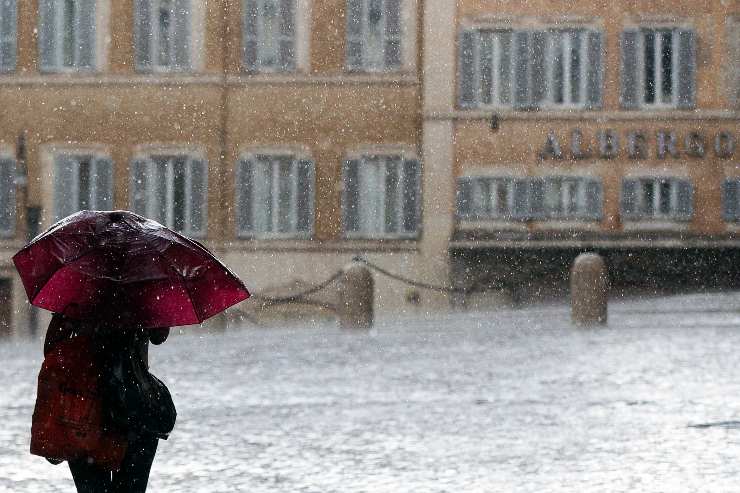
[{"xmin": 14, "ymin": 211, "xmax": 250, "ymax": 492}]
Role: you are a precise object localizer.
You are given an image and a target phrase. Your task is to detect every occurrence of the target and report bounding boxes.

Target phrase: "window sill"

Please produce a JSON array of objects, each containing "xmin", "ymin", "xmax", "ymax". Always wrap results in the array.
[
  {"xmin": 531, "ymin": 220, "xmax": 602, "ymax": 231},
  {"xmin": 456, "ymin": 219, "xmax": 527, "ymax": 231},
  {"xmin": 622, "ymin": 220, "xmax": 690, "ymax": 232},
  {"xmin": 434, "ymin": 109, "xmax": 738, "ymax": 121},
  {"xmin": 224, "ymin": 238, "xmax": 419, "ymax": 253}
]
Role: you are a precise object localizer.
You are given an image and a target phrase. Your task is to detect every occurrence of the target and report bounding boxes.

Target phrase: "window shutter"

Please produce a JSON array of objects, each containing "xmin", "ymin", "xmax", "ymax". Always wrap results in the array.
[
  {"xmin": 677, "ymin": 29, "xmax": 696, "ymax": 109},
  {"xmin": 620, "ymin": 29, "xmax": 640, "ymax": 109},
  {"xmin": 346, "ymin": 0, "xmax": 363, "ymax": 71},
  {"xmin": 188, "ymin": 157, "xmax": 207, "ymax": 235},
  {"xmin": 512, "ymin": 177, "xmax": 530, "ymax": 220},
  {"xmin": 134, "ymin": 0, "xmax": 152, "ymax": 71},
  {"xmin": 498, "ymin": 31, "xmax": 512, "ymax": 106},
  {"xmin": 0, "ymin": 158, "xmax": 14, "ymax": 234},
  {"xmin": 295, "ymin": 159, "xmax": 314, "ymax": 234},
  {"xmin": 459, "ymin": 30, "xmax": 477, "ymax": 108},
  {"xmin": 92, "ymin": 156, "xmax": 113, "ymax": 210},
  {"xmin": 402, "ymin": 158, "xmax": 420, "ymax": 235},
  {"xmin": 242, "ymin": 0, "xmax": 258, "ymax": 71},
  {"xmin": 77, "ymin": 0, "xmax": 96, "ymax": 69},
  {"xmin": 38, "ymin": 0, "xmax": 56, "ymax": 71},
  {"xmin": 723, "ymin": 179, "xmax": 739, "ymax": 222},
  {"xmin": 173, "ymin": 0, "xmax": 191, "ymax": 70},
  {"xmin": 235, "ymin": 159, "xmax": 253, "ymax": 236},
  {"xmin": 0, "ymin": 0, "xmax": 17, "ymax": 72},
  {"xmin": 513, "ymin": 31, "xmax": 530, "ymax": 110},
  {"xmin": 130, "ymin": 158, "xmax": 150, "ymax": 217},
  {"xmin": 529, "ymin": 178, "xmax": 545, "ymax": 219},
  {"xmin": 456, "ymin": 177, "xmax": 473, "ymax": 218},
  {"xmin": 676, "ymin": 179, "xmax": 693, "ymax": 220},
  {"xmin": 621, "ymin": 178, "xmax": 638, "ymax": 219},
  {"xmin": 342, "ymin": 159, "xmax": 360, "ymax": 234},
  {"xmin": 585, "ymin": 179, "xmax": 603, "ymax": 220},
  {"xmin": 586, "ymin": 30, "xmax": 604, "ymax": 109},
  {"xmin": 54, "ymin": 155, "xmax": 76, "ymax": 220},
  {"xmin": 278, "ymin": 0, "xmax": 296, "ymax": 71},
  {"xmin": 529, "ymin": 31, "xmax": 547, "ymax": 108},
  {"xmin": 384, "ymin": 0, "xmax": 401, "ymax": 69}
]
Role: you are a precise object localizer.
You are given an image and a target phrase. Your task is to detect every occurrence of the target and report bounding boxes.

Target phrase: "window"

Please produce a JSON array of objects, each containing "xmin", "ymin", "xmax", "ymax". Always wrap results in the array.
[
  {"xmin": 457, "ymin": 176, "xmax": 602, "ymax": 221},
  {"xmin": 0, "ymin": 0, "xmax": 16, "ymax": 72},
  {"xmin": 459, "ymin": 28, "xmax": 603, "ymax": 110},
  {"xmin": 243, "ymin": 0, "xmax": 295, "ymax": 72},
  {"xmin": 621, "ymin": 28, "xmax": 696, "ymax": 109},
  {"xmin": 346, "ymin": 0, "xmax": 402, "ymax": 72},
  {"xmin": 134, "ymin": 0, "xmax": 191, "ymax": 72},
  {"xmin": 130, "ymin": 153, "xmax": 207, "ymax": 236},
  {"xmin": 621, "ymin": 177, "xmax": 693, "ymax": 221},
  {"xmin": 342, "ymin": 154, "xmax": 420, "ymax": 238},
  {"xmin": 39, "ymin": 0, "xmax": 96, "ymax": 71},
  {"xmin": 0, "ymin": 156, "xmax": 14, "ymax": 235},
  {"xmin": 730, "ymin": 17, "xmax": 740, "ymax": 108},
  {"xmin": 722, "ymin": 178, "xmax": 740, "ymax": 222},
  {"xmin": 235, "ymin": 154, "xmax": 314, "ymax": 238},
  {"xmin": 53, "ymin": 153, "xmax": 113, "ymax": 220}
]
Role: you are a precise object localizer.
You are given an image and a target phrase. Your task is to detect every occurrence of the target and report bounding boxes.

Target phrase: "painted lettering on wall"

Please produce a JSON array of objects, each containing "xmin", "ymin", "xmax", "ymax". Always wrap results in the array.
[{"xmin": 539, "ymin": 130, "xmax": 736, "ymax": 160}]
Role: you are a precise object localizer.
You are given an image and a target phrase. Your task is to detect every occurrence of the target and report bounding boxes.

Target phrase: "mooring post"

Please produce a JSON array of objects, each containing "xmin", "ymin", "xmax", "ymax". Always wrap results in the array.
[
  {"xmin": 339, "ymin": 262, "xmax": 374, "ymax": 329},
  {"xmin": 570, "ymin": 253, "xmax": 609, "ymax": 326}
]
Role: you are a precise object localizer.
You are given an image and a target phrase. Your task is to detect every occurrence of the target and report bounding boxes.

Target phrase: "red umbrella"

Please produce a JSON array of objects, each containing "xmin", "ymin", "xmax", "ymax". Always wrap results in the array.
[{"xmin": 13, "ymin": 210, "xmax": 250, "ymax": 328}]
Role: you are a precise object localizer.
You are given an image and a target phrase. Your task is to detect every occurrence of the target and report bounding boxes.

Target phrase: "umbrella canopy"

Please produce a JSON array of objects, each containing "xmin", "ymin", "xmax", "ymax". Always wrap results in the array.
[{"xmin": 13, "ymin": 210, "xmax": 250, "ymax": 328}]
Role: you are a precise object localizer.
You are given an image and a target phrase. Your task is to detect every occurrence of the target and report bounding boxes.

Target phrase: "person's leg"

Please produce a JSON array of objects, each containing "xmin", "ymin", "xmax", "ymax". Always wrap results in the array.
[
  {"xmin": 111, "ymin": 435, "xmax": 158, "ymax": 493},
  {"xmin": 68, "ymin": 459, "xmax": 111, "ymax": 493}
]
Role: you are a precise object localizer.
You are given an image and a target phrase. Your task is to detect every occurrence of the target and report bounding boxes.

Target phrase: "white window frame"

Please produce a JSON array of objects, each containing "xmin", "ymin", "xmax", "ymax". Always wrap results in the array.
[
  {"xmin": 629, "ymin": 177, "xmax": 687, "ymax": 220},
  {"xmin": 463, "ymin": 29, "xmax": 512, "ymax": 108},
  {"xmin": 130, "ymin": 152, "xmax": 207, "ymax": 237},
  {"xmin": 544, "ymin": 30, "xmax": 589, "ymax": 109},
  {"xmin": 541, "ymin": 177, "xmax": 590, "ymax": 218},
  {"xmin": 346, "ymin": 0, "xmax": 406, "ymax": 73},
  {"xmin": 243, "ymin": 0, "xmax": 301, "ymax": 73},
  {"xmin": 457, "ymin": 176, "xmax": 516, "ymax": 220},
  {"xmin": 636, "ymin": 27, "xmax": 681, "ymax": 109},
  {"xmin": 235, "ymin": 153, "xmax": 315, "ymax": 239},
  {"xmin": 343, "ymin": 152, "xmax": 420, "ymax": 239},
  {"xmin": 0, "ymin": 0, "xmax": 16, "ymax": 73},
  {"xmin": 53, "ymin": 151, "xmax": 113, "ymax": 220},
  {"xmin": 40, "ymin": 0, "xmax": 97, "ymax": 72},
  {"xmin": 135, "ymin": 0, "xmax": 199, "ymax": 72}
]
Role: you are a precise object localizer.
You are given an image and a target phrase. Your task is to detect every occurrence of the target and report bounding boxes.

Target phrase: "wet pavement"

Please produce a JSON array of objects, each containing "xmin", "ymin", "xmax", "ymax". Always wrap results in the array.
[{"xmin": 3, "ymin": 292, "xmax": 740, "ymax": 492}]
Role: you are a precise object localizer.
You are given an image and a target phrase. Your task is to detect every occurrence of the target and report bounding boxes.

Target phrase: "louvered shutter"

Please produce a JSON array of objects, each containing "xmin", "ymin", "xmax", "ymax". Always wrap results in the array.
[
  {"xmin": 529, "ymin": 31, "xmax": 547, "ymax": 108},
  {"xmin": 0, "ymin": 0, "xmax": 17, "ymax": 72},
  {"xmin": 130, "ymin": 158, "xmax": 150, "ymax": 216},
  {"xmin": 243, "ymin": 0, "xmax": 258, "ymax": 71},
  {"xmin": 676, "ymin": 179, "xmax": 693, "ymax": 220},
  {"xmin": 529, "ymin": 178, "xmax": 545, "ymax": 219},
  {"xmin": 512, "ymin": 177, "xmax": 530, "ymax": 220},
  {"xmin": 55, "ymin": 155, "xmax": 76, "ymax": 220},
  {"xmin": 92, "ymin": 156, "xmax": 113, "ymax": 210},
  {"xmin": 620, "ymin": 29, "xmax": 640, "ymax": 109},
  {"xmin": 236, "ymin": 159, "xmax": 253, "ymax": 236},
  {"xmin": 457, "ymin": 178, "xmax": 473, "ymax": 218},
  {"xmin": 346, "ymin": 0, "xmax": 363, "ymax": 70},
  {"xmin": 459, "ymin": 30, "xmax": 477, "ymax": 108},
  {"xmin": 676, "ymin": 29, "xmax": 696, "ymax": 109},
  {"xmin": 513, "ymin": 31, "xmax": 530, "ymax": 110},
  {"xmin": 621, "ymin": 178, "xmax": 638, "ymax": 219},
  {"xmin": 278, "ymin": 0, "xmax": 296, "ymax": 71},
  {"xmin": 498, "ymin": 31, "xmax": 512, "ymax": 106},
  {"xmin": 295, "ymin": 159, "xmax": 313, "ymax": 234},
  {"xmin": 342, "ymin": 159, "xmax": 360, "ymax": 234},
  {"xmin": 0, "ymin": 157, "xmax": 14, "ymax": 235},
  {"xmin": 723, "ymin": 179, "xmax": 739, "ymax": 222},
  {"xmin": 134, "ymin": 0, "xmax": 151, "ymax": 70},
  {"xmin": 585, "ymin": 30, "xmax": 603, "ymax": 109},
  {"xmin": 39, "ymin": 0, "xmax": 56, "ymax": 71},
  {"xmin": 402, "ymin": 158, "xmax": 420, "ymax": 235},
  {"xmin": 384, "ymin": 0, "xmax": 401, "ymax": 69},
  {"xmin": 77, "ymin": 0, "xmax": 96, "ymax": 69},
  {"xmin": 188, "ymin": 157, "xmax": 207, "ymax": 235},
  {"xmin": 173, "ymin": 0, "xmax": 191, "ymax": 70},
  {"xmin": 585, "ymin": 179, "xmax": 603, "ymax": 220}
]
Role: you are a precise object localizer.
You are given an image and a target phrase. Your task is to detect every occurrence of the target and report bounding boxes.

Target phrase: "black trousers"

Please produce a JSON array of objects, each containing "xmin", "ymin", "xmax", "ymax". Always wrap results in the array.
[{"xmin": 68, "ymin": 434, "xmax": 159, "ymax": 493}]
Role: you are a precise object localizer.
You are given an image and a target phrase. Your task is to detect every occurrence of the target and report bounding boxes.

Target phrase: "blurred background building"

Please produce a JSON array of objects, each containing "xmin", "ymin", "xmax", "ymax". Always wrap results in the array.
[{"xmin": 0, "ymin": 0, "xmax": 736, "ymax": 335}]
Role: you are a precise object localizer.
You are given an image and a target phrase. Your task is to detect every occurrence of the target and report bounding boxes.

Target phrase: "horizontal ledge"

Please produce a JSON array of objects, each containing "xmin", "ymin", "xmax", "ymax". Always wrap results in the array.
[
  {"xmin": 426, "ymin": 110, "xmax": 740, "ymax": 122},
  {"xmin": 211, "ymin": 239, "xmax": 420, "ymax": 253},
  {"xmin": 450, "ymin": 239, "xmax": 740, "ymax": 250}
]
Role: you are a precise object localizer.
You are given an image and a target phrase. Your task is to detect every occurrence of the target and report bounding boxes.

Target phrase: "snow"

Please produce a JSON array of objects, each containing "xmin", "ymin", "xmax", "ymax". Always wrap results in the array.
[{"xmin": 3, "ymin": 292, "xmax": 740, "ymax": 492}]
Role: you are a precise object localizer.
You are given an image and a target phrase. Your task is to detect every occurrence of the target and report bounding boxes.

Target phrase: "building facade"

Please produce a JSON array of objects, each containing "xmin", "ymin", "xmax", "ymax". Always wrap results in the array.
[{"xmin": 0, "ymin": 1, "xmax": 736, "ymax": 335}]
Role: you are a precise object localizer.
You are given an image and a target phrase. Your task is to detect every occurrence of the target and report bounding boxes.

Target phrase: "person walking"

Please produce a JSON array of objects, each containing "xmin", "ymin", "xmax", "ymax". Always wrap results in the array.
[{"xmin": 35, "ymin": 312, "xmax": 173, "ymax": 493}]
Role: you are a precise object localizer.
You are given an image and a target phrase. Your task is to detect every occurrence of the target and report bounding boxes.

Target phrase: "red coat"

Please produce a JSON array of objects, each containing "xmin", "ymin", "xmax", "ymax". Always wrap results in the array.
[{"xmin": 30, "ymin": 315, "xmax": 128, "ymax": 470}]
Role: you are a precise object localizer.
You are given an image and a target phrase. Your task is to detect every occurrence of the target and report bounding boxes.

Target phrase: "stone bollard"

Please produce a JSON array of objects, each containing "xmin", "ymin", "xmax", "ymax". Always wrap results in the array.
[
  {"xmin": 339, "ymin": 262, "xmax": 374, "ymax": 329},
  {"xmin": 570, "ymin": 253, "xmax": 609, "ymax": 326}
]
